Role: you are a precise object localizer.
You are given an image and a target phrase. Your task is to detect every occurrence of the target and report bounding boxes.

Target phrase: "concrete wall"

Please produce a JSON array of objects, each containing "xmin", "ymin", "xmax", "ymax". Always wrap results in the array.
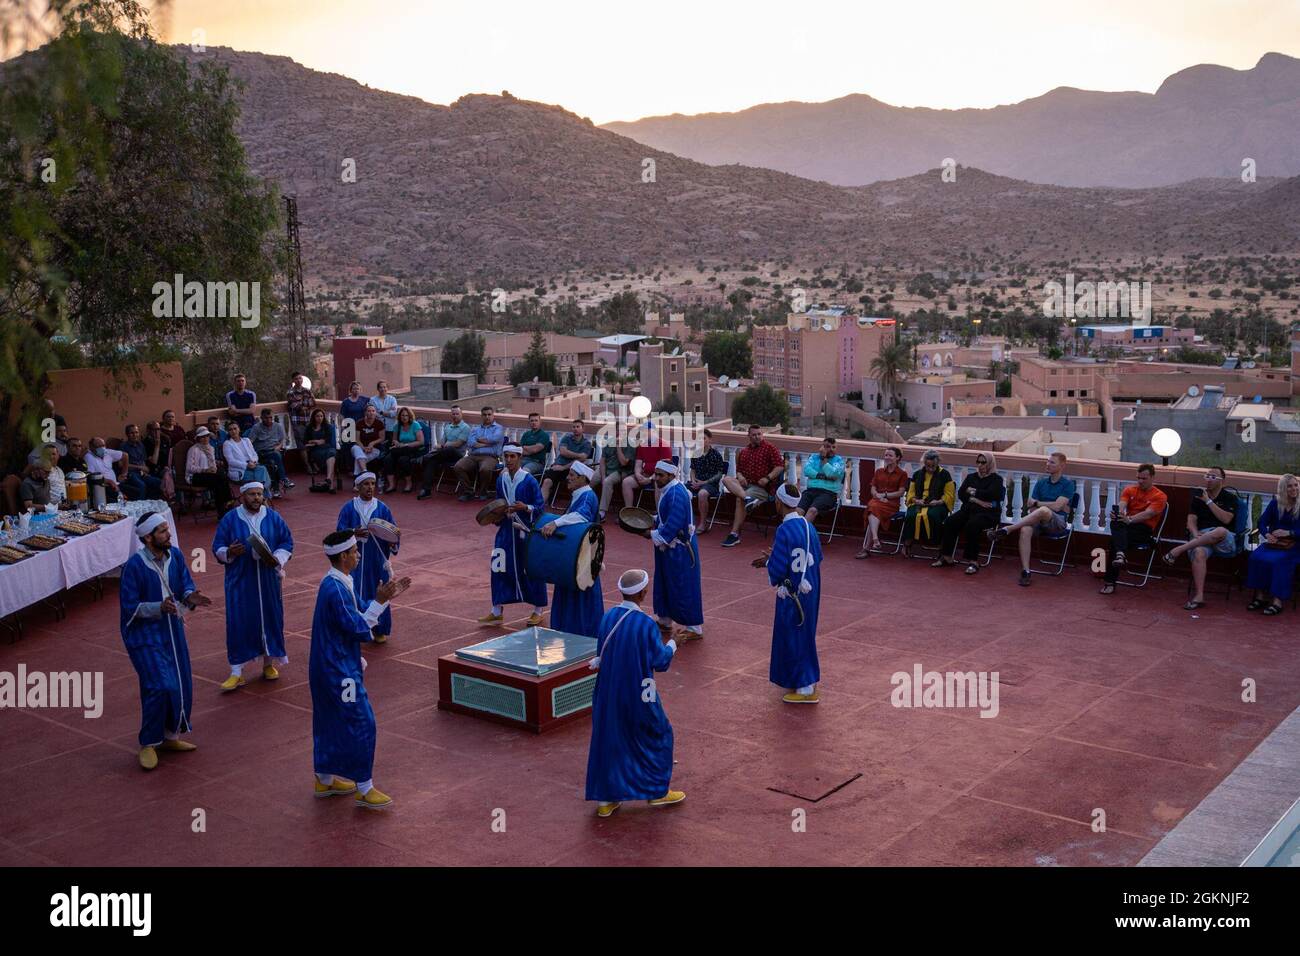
[{"xmin": 48, "ymin": 362, "xmax": 186, "ymax": 444}]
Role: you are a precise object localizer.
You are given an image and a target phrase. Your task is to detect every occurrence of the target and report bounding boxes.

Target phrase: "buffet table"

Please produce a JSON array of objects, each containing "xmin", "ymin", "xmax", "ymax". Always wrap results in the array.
[{"xmin": 0, "ymin": 506, "xmax": 178, "ymax": 620}]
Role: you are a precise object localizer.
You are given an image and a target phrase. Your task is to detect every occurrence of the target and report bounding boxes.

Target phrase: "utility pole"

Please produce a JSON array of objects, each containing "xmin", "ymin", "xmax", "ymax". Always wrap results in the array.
[{"xmin": 282, "ymin": 196, "xmax": 308, "ymax": 366}]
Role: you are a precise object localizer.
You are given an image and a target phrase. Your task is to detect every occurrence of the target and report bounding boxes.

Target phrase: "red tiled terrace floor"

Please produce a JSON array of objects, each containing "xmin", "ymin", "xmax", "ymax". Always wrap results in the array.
[{"xmin": 2, "ymin": 487, "xmax": 1297, "ymax": 866}]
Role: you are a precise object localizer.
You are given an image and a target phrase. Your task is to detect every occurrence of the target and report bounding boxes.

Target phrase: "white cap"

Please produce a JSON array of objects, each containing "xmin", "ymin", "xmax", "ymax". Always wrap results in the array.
[
  {"xmin": 355, "ymin": 471, "xmax": 377, "ymax": 485},
  {"xmin": 502, "ymin": 444, "xmax": 523, "ymax": 455},
  {"xmin": 618, "ymin": 568, "xmax": 650, "ymax": 595},
  {"xmin": 776, "ymin": 484, "xmax": 800, "ymax": 508},
  {"xmin": 194, "ymin": 426, "xmax": 210, "ymax": 438},
  {"xmin": 135, "ymin": 513, "xmax": 167, "ymax": 538},
  {"xmin": 571, "ymin": 461, "xmax": 594, "ymax": 481},
  {"xmin": 653, "ymin": 459, "xmax": 678, "ymax": 475},
  {"xmin": 324, "ymin": 535, "xmax": 357, "ymax": 556},
  {"xmin": 239, "ymin": 481, "xmax": 264, "ymax": 493}
]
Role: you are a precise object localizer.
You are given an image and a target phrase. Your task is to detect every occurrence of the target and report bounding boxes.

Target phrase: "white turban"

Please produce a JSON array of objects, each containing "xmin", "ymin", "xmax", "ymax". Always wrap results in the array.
[
  {"xmin": 239, "ymin": 481, "xmax": 264, "ymax": 493},
  {"xmin": 355, "ymin": 471, "xmax": 377, "ymax": 485},
  {"xmin": 618, "ymin": 568, "xmax": 650, "ymax": 595},
  {"xmin": 324, "ymin": 535, "xmax": 357, "ymax": 556},
  {"xmin": 571, "ymin": 461, "xmax": 594, "ymax": 481},
  {"xmin": 502, "ymin": 444, "xmax": 523, "ymax": 455},
  {"xmin": 135, "ymin": 513, "xmax": 167, "ymax": 539},
  {"xmin": 654, "ymin": 459, "xmax": 678, "ymax": 475},
  {"xmin": 776, "ymin": 484, "xmax": 801, "ymax": 508}
]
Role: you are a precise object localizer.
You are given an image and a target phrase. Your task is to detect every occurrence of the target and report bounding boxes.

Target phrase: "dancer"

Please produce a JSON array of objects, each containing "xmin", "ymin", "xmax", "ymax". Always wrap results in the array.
[
  {"xmin": 585, "ymin": 568, "xmax": 684, "ymax": 818},
  {"xmin": 756, "ymin": 483, "xmax": 822, "ymax": 703},
  {"xmin": 337, "ymin": 472, "xmax": 398, "ymax": 644},
  {"xmin": 479, "ymin": 445, "xmax": 547, "ymax": 627},
  {"xmin": 540, "ymin": 461, "xmax": 605, "ymax": 637},
  {"xmin": 648, "ymin": 460, "xmax": 704, "ymax": 641},
  {"xmin": 120, "ymin": 513, "xmax": 212, "ymax": 769},
  {"xmin": 310, "ymin": 530, "xmax": 411, "ymax": 809},
  {"xmin": 213, "ymin": 481, "xmax": 294, "ymax": 690}
]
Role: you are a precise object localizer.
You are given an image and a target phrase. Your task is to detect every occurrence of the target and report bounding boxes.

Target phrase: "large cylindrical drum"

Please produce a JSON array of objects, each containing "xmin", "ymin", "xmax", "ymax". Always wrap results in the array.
[{"xmin": 525, "ymin": 514, "xmax": 604, "ymax": 590}]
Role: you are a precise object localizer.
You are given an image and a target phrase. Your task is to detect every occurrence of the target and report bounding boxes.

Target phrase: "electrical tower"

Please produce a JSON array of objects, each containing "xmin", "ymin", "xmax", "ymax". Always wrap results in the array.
[{"xmin": 282, "ymin": 195, "xmax": 309, "ymax": 363}]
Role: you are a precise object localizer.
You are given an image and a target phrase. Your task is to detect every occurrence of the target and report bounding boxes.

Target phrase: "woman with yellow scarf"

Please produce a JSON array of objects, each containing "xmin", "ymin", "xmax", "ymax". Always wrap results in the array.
[{"xmin": 902, "ymin": 450, "xmax": 955, "ymax": 556}]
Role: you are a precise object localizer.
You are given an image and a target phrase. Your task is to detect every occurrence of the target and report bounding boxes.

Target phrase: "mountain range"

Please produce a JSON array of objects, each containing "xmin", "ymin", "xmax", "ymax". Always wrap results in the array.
[{"xmin": 603, "ymin": 53, "xmax": 1300, "ymax": 189}]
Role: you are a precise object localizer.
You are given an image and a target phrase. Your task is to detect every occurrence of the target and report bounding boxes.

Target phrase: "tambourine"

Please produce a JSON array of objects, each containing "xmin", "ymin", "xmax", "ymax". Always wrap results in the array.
[
  {"xmin": 367, "ymin": 518, "xmax": 400, "ymax": 544},
  {"xmin": 475, "ymin": 498, "xmax": 510, "ymax": 526},
  {"xmin": 617, "ymin": 507, "xmax": 655, "ymax": 535},
  {"xmin": 248, "ymin": 530, "xmax": 277, "ymax": 566}
]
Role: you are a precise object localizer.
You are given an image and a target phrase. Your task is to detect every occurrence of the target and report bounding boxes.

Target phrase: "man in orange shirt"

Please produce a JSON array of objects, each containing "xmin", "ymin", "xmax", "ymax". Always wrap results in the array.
[{"xmin": 1099, "ymin": 463, "xmax": 1167, "ymax": 594}]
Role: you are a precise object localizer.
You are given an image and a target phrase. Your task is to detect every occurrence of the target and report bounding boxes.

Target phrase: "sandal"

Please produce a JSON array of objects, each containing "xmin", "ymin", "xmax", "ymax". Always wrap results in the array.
[
  {"xmin": 1099, "ymin": 584, "xmax": 1115, "ymax": 595},
  {"xmin": 964, "ymin": 564, "xmax": 979, "ymax": 575},
  {"xmin": 1262, "ymin": 604, "xmax": 1283, "ymax": 616},
  {"xmin": 1161, "ymin": 552, "xmax": 1177, "ymax": 567},
  {"xmin": 1183, "ymin": 600, "xmax": 1206, "ymax": 611},
  {"xmin": 930, "ymin": 558, "xmax": 950, "ymax": 568},
  {"xmin": 1246, "ymin": 598, "xmax": 1267, "ymax": 611}
]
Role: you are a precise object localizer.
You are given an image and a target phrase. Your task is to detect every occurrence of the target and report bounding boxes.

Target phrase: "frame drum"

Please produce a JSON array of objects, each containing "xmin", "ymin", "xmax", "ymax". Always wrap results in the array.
[
  {"xmin": 368, "ymin": 517, "xmax": 400, "ymax": 544},
  {"xmin": 475, "ymin": 498, "xmax": 510, "ymax": 526},
  {"xmin": 617, "ymin": 507, "xmax": 655, "ymax": 535}
]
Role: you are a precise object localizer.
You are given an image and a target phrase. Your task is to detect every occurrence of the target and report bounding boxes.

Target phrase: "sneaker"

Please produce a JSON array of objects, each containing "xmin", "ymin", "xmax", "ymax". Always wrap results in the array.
[
  {"xmin": 721, "ymin": 532, "xmax": 741, "ymax": 548},
  {"xmin": 986, "ymin": 526, "xmax": 1007, "ymax": 540},
  {"xmin": 283, "ymin": 479, "xmax": 296, "ymax": 489},
  {"xmin": 743, "ymin": 496, "xmax": 758, "ymax": 512},
  {"xmin": 1018, "ymin": 570, "xmax": 1032, "ymax": 587}
]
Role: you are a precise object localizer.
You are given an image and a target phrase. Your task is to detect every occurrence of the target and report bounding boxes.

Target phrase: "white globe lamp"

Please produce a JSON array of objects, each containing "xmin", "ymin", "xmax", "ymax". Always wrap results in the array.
[
  {"xmin": 1151, "ymin": 428, "xmax": 1181, "ymax": 466},
  {"xmin": 629, "ymin": 396, "xmax": 652, "ymax": 419}
]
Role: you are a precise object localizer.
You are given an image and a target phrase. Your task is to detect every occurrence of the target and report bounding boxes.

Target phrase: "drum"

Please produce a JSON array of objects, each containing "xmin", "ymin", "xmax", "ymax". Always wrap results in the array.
[
  {"xmin": 248, "ymin": 529, "xmax": 276, "ymax": 565},
  {"xmin": 617, "ymin": 507, "xmax": 654, "ymax": 535},
  {"xmin": 475, "ymin": 498, "xmax": 509, "ymax": 526},
  {"xmin": 525, "ymin": 514, "xmax": 604, "ymax": 590},
  {"xmin": 367, "ymin": 517, "xmax": 400, "ymax": 544}
]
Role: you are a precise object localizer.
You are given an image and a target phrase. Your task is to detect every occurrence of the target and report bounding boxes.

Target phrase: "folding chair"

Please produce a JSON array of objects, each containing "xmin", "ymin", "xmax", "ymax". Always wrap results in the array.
[
  {"xmin": 860, "ymin": 510, "xmax": 906, "ymax": 556},
  {"xmin": 1026, "ymin": 493, "xmax": 1079, "ymax": 577},
  {"xmin": 1115, "ymin": 505, "xmax": 1170, "ymax": 589},
  {"xmin": 811, "ymin": 502, "xmax": 841, "ymax": 543}
]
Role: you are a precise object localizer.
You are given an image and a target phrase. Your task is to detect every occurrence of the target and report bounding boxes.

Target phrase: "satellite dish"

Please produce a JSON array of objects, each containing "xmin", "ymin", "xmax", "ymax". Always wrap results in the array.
[
  {"xmin": 718, "ymin": 376, "xmax": 729, "ymax": 387},
  {"xmin": 822, "ymin": 321, "xmax": 834, "ymax": 332},
  {"xmin": 1244, "ymin": 361, "xmax": 1256, "ymax": 369},
  {"xmin": 1042, "ymin": 409, "xmax": 1056, "ymax": 417},
  {"xmin": 1187, "ymin": 385, "xmax": 1200, "ymax": 398}
]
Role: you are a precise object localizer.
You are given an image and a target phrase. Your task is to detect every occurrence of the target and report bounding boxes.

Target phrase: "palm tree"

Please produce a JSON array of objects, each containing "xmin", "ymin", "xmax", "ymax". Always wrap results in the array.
[{"xmin": 869, "ymin": 341, "xmax": 914, "ymax": 413}]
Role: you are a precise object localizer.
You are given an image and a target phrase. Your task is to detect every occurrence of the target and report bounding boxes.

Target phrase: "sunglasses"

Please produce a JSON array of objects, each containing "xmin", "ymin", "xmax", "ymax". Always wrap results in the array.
[{"xmin": 975, "ymin": 458, "xmax": 987, "ymax": 465}]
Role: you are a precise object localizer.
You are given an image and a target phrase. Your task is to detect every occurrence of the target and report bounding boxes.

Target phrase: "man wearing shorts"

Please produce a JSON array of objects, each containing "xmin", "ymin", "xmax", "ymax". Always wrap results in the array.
[
  {"xmin": 720, "ymin": 424, "xmax": 785, "ymax": 548},
  {"xmin": 1163, "ymin": 466, "xmax": 1238, "ymax": 609},
  {"xmin": 988, "ymin": 451, "xmax": 1075, "ymax": 587}
]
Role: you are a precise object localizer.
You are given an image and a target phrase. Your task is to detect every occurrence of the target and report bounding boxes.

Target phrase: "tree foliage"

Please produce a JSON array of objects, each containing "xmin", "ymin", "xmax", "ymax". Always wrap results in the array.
[
  {"xmin": 509, "ymin": 329, "xmax": 559, "ymax": 385},
  {"xmin": 731, "ymin": 382, "xmax": 790, "ymax": 431},
  {"xmin": 700, "ymin": 329, "xmax": 752, "ymax": 379},
  {"xmin": 442, "ymin": 331, "xmax": 487, "ymax": 379}
]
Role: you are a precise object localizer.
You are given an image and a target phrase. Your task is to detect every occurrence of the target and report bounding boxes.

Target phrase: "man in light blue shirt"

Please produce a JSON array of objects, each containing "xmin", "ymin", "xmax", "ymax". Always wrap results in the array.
[
  {"xmin": 798, "ymin": 436, "xmax": 845, "ymax": 526},
  {"xmin": 369, "ymin": 380, "xmax": 399, "ymax": 437},
  {"xmin": 417, "ymin": 404, "xmax": 471, "ymax": 499},
  {"xmin": 988, "ymin": 451, "xmax": 1076, "ymax": 587},
  {"xmin": 453, "ymin": 406, "xmax": 506, "ymax": 501}
]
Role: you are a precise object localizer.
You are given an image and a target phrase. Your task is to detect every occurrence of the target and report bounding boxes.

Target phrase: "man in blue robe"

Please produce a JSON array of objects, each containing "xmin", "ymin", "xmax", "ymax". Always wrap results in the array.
[
  {"xmin": 310, "ymin": 530, "xmax": 411, "ymax": 809},
  {"xmin": 540, "ymin": 460, "xmax": 604, "ymax": 637},
  {"xmin": 648, "ymin": 460, "xmax": 704, "ymax": 641},
  {"xmin": 758, "ymin": 482, "xmax": 822, "ymax": 703},
  {"xmin": 336, "ymin": 471, "xmax": 398, "ymax": 644},
  {"xmin": 585, "ymin": 568, "xmax": 684, "ymax": 818},
  {"xmin": 120, "ymin": 512, "xmax": 212, "ymax": 770},
  {"xmin": 479, "ymin": 444, "xmax": 547, "ymax": 627},
  {"xmin": 212, "ymin": 481, "xmax": 295, "ymax": 690}
]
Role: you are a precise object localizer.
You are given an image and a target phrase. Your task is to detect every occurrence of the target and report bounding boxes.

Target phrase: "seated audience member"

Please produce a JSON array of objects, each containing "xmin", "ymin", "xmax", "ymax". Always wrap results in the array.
[
  {"xmin": 622, "ymin": 421, "xmax": 673, "ymax": 511},
  {"xmin": 597, "ymin": 431, "xmax": 636, "ymax": 521},
  {"xmin": 417, "ymin": 404, "xmax": 470, "ymax": 499},
  {"xmin": 224, "ymin": 373, "xmax": 257, "ymax": 431},
  {"xmin": 453, "ymin": 406, "xmax": 505, "ymax": 501},
  {"xmin": 200, "ymin": 416, "xmax": 228, "ymax": 459},
  {"xmin": 902, "ymin": 449, "xmax": 954, "ymax": 555},
  {"xmin": 1163, "ymin": 466, "xmax": 1240, "ymax": 609},
  {"xmin": 38, "ymin": 445, "xmax": 66, "ymax": 505},
  {"xmin": 934, "ymin": 453, "xmax": 1005, "ymax": 574},
  {"xmin": 19, "ymin": 461, "xmax": 52, "ymax": 510},
  {"xmin": 719, "ymin": 424, "xmax": 785, "ymax": 548},
  {"xmin": 143, "ymin": 420, "xmax": 171, "ymax": 482},
  {"xmin": 221, "ymin": 421, "xmax": 270, "ymax": 487},
  {"xmin": 1097, "ymin": 463, "xmax": 1167, "ymax": 595},
  {"xmin": 302, "ymin": 408, "xmax": 337, "ymax": 491},
  {"xmin": 798, "ymin": 436, "xmax": 845, "ymax": 526},
  {"xmin": 185, "ymin": 426, "xmax": 233, "ymax": 512},
  {"xmin": 249, "ymin": 407, "xmax": 292, "ymax": 497},
  {"xmin": 159, "ymin": 409, "xmax": 188, "ymax": 449},
  {"xmin": 29, "ymin": 417, "xmax": 71, "ymax": 465},
  {"xmin": 686, "ymin": 429, "xmax": 725, "ymax": 532},
  {"xmin": 988, "ymin": 451, "xmax": 1075, "ymax": 587},
  {"xmin": 59, "ymin": 437, "xmax": 88, "ymax": 475},
  {"xmin": 1246, "ymin": 473, "xmax": 1300, "ymax": 617},
  {"xmin": 542, "ymin": 419, "xmax": 593, "ymax": 503},
  {"xmin": 384, "ymin": 407, "xmax": 425, "ymax": 493},
  {"xmin": 350, "ymin": 404, "xmax": 388, "ymax": 480},
  {"xmin": 120, "ymin": 423, "xmax": 164, "ymax": 501},
  {"xmin": 519, "ymin": 413, "xmax": 551, "ymax": 479},
  {"xmin": 85, "ymin": 436, "xmax": 125, "ymax": 502},
  {"xmin": 857, "ymin": 446, "xmax": 908, "ymax": 559}
]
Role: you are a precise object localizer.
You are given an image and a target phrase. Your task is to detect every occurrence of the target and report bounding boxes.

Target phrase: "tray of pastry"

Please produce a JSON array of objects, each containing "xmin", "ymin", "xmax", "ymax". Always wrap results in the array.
[
  {"xmin": 21, "ymin": 534, "xmax": 67, "ymax": 550},
  {"xmin": 57, "ymin": 519, "xmax": 101, "ymax": 536},
  {"xmin": 0, "ymin": 545, "xmax": 35, "ymax": 564},
  {"xmin": 86, "ymin": 510, "xmax": 128, "ymax": 524}
]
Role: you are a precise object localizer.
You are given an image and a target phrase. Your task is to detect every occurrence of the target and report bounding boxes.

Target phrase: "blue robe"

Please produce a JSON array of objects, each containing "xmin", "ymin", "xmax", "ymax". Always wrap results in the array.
[
  {"xmin": 766, "ymin": 514, "xmax": 822, "ymax": 689},
  {"xmin": 119, "ymin": 547, "xmax": 196, "ymax": 747},
  {"xmin": 213, "ymin": 505, "xmax": 294, "ymax": 666},
  {"xmin": 337, "ymin": 498, "xmax": 397, "ymax": 637},
  {"xmin": 652, "ymin": 480, "xmax": 703, "ymax": 627},
  {"xmin": 309, "ymin": 572, "xmax": 378, "ymax": 782},
  {"xmin": 585, "ymin": 604, "xmax": 675, "ymax": 802},
  {"xmin": 547, "ymin": 486, "xmax": 605, "ymax": 637},
  {"xmin": 491, "ymin": 467, "xmax": 548, "ymax": 609}
]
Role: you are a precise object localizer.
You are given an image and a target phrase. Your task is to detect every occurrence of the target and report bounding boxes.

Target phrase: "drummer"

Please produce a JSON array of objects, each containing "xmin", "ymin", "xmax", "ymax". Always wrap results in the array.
[
  {"xmin": 213, "ymin": 481, "xmax": 295, "ymax": 691},
  {"xmin": 649, "ymin": 460, "xmax": 704, "ymax": 642},
  {"xmin": 757, "ymin": 482, "xmax": 822, "ymax": 704},
  {"xmin": 479, "ymin": 444, "xmax": 548, "ymax": 628},
  {"xmin": 336, "ymin": 471, "xmax": 398, "ymax": 645},
  {"xmin": 540, "ymin": 460, "xmax": 605, "ymax": 637}
]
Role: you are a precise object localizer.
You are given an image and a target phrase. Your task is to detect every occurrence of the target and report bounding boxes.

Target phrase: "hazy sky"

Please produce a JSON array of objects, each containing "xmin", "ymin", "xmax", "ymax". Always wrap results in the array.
[{"xmin": 151, "ymin": 0, "xmax": 1300, "ymax": 123}]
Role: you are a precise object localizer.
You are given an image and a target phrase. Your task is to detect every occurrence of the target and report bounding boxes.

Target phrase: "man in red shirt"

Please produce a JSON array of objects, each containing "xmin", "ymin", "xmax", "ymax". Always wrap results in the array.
[
  {"xmin": 622, "ymin": 421, "xmax": 673, "ymax": 509},
  {"xmin": 721, "ymin": 424, "xmax": 785, "ymax": 547}
]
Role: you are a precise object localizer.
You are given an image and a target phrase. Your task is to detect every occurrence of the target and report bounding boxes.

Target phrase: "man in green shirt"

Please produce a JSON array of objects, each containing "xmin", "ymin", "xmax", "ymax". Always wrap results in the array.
[
  {"xmin": 598, "ymin": 432, "xmax": 636, "ymax": 520},
  {"xmin": 519, "ymin": 413, "xmax": 552, "ymax": 479}
]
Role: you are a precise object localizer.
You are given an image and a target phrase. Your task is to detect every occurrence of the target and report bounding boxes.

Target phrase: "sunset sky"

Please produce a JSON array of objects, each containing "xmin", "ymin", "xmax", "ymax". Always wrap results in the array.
[{"xmin": 139, "ymin": 0, "xmax": 1300, "ymax": 123}]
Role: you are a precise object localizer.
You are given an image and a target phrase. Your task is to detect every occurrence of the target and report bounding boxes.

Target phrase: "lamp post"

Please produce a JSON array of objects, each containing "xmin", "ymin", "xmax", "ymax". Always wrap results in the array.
[{"xmin": 1151, "ymin": 427, "xmax": 1181, "ymax": 468}]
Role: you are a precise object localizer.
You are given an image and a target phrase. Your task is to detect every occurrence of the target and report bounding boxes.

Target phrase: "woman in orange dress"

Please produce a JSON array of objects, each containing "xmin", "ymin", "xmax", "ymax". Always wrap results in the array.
[{"xmin": 856, "ymin": 446, "xmax": 909, "ymax": 559}]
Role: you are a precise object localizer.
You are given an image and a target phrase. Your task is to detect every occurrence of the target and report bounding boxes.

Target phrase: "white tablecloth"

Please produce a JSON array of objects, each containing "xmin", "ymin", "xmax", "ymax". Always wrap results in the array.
[{"xmin": 0, "ymin": 507, "xmax": 177, "ymax": 619}]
